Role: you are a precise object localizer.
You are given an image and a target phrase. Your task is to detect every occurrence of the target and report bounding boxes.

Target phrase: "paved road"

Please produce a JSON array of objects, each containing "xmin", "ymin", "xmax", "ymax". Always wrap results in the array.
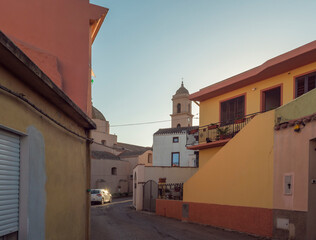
[{"xmin": 91, "ymin": 197, "xmax": 265, "ymax": 240}]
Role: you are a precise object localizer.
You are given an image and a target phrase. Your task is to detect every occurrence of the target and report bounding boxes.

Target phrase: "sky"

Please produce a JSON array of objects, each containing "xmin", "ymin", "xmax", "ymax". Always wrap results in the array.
[{"xmin": 90, "ymin": 0, "xmax": 316, "ymax": 147}]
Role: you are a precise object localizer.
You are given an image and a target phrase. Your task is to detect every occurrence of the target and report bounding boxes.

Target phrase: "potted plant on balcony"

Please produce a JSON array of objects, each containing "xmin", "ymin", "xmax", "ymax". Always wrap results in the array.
[{"xmin": 216, "ymin": 126, "xmax": 231, "ymax": 140}]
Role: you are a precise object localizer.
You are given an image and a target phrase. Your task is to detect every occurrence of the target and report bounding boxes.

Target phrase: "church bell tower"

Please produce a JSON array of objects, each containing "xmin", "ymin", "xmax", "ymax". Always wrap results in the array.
[{"xmin": 170, "ymin": 82, "xmax": 193, "ymax": 128}]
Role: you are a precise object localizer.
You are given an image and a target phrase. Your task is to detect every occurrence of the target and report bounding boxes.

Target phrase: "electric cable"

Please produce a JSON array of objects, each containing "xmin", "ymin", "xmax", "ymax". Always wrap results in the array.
[
  {"xmin": 0, "ymin": 83, "xmax": 93, "ymax": 142},
  {"xmin": 111, "ymin": 116, "xmax": 199, "ymax": 127}
]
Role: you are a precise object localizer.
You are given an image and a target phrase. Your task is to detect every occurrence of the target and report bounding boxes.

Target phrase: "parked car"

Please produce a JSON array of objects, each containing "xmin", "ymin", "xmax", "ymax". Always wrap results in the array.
[{"xmin": 91, "ymin": 189, "xmax": 112, "ymax": 204}]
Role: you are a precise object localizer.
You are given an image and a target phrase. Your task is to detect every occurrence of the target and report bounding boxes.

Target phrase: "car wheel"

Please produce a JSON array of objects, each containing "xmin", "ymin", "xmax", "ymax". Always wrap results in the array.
[{"xmin": 101, "ymin": 198, "xmax": 104, "ymax": 205}]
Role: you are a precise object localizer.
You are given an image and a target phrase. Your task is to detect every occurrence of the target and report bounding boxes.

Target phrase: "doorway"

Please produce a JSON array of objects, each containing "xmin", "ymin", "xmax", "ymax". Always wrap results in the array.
[{"xmin": 143, "ymin": 180, "xmax": 158, "ymax": 212}]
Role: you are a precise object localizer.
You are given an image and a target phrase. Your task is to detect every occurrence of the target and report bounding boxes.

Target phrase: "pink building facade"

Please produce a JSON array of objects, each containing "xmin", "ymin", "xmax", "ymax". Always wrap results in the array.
[{"xmin": 0, "ymin": 0, "xmax": 108, "ymax": 115}]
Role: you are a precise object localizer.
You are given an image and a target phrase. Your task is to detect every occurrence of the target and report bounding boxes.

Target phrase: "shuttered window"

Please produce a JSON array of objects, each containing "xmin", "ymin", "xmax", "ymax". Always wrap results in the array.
[
  {"xmin": 0, "ymin": 129, "xmax": 20, "ymax": 237},
  {"xmin": 220, "ymin": 95, "xmax": 245, "ymax": 125},
  {"xmin": 295, "ymin": 71, "xmax": 316, "ymax": 98}
]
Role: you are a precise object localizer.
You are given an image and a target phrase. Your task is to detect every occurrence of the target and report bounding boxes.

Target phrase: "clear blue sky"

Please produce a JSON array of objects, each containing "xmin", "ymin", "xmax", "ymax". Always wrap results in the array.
[{"xmin": 90, "ymin": 0, "xmax": 316, "ymax": 147}]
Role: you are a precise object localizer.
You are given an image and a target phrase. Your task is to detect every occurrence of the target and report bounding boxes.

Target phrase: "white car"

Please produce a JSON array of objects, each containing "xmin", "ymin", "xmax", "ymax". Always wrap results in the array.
[{"xmin": 91, "ymin": 189, "xmax": 112, "ymax": 204}]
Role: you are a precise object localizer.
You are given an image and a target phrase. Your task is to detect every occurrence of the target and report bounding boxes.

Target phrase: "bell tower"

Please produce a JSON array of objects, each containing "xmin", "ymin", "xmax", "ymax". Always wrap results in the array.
[{"xmin": 170, "ymin": 82, "xmax": 193, "ymax": 128}]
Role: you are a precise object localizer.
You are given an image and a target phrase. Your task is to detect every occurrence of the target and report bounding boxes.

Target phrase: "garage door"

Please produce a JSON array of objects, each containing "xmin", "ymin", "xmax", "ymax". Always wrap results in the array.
[{"xmin": 0, "ymin": 129, "xmax": 20, "ymax": 237}]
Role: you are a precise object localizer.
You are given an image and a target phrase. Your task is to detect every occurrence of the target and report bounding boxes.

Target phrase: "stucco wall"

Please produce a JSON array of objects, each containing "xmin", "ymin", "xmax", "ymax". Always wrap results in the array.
[
  {"xmin": 275, "ymin": 88, "xmax": 316, "ymax": 124},
  {"xmin": 184, "ymin": 111, "xmax": 275, "ymax": 209},
  {"xmin": 0, "ymin": 0, "xmax": 107, "ymax": 114},
  {"xmin": 199, "ymin": 147, "xmax": 221, "ymax": 168},
  {"xmin": 133, "ymin": 165, "xmax": 198, "ymax": 211},
  {"xmin": 91, "ymin": 130, "xmax": 117, "ymax": 148},
  {"xmin": 274, "ymin": 89, "xmax": 316, "ymax": 211},
  {"xmin": 153, "ymin": 133, "xmax": 196, "ymax": 167},
  {"xmin": 143, "ymin": 166, "xmax": 198, "ymax": 184},
  {"xmin": 91, "ymin": 158, "xmax": 130, "ymax": 194},
  {"xmin": 0, "ymin": 65, "xmax": 90, "ymax": 239},
  {"xmin": 199, "ymin": 62, "xmax": 316, "ymax": 126},
  {"xmin": 137, "ymin": 150, "xmax": 153, "ymax": 166},
  {"xmin": 273, "ymin": 89, "xmax": 316, "ymax": 239}
]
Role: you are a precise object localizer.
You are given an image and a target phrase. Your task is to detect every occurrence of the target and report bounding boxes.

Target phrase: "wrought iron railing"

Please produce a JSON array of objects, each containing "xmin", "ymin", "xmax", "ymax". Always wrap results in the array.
[
  {"xmin": 187, "ymin": 112, "xmax": 260, "ymax": 145},
  {"xmin": 158, "ymin": 183, "xmax": 183, "ymax": 200}
]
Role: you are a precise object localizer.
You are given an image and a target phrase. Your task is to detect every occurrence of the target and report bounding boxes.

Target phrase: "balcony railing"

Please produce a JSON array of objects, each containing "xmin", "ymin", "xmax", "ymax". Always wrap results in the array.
[{"xmin": 187, "ymin": 112, "xmax": 259, "ymax": 146}]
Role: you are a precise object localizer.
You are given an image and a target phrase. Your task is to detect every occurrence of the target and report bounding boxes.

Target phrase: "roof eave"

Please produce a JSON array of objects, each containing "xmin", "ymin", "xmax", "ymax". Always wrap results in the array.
[{"xmin": 190, "ymin": 41, "xmax": 316, "ymax": 102}]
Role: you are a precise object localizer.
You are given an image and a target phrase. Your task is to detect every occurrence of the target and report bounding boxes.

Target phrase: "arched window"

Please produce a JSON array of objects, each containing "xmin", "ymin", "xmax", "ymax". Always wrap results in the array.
[
  {"xmin": 177, "ymin": 103, "xmax": 181, "ymax": 113},
  {"xmin": 177, "ymin": 124, "xmax": 181, "ymax": 128},
  {"xmin": 188, "ymin": 103, "xmax": 191, "ymax": 113},
  {"xmin": 111, "ymin": 167, "xmax": 117, "ymax": 175}
]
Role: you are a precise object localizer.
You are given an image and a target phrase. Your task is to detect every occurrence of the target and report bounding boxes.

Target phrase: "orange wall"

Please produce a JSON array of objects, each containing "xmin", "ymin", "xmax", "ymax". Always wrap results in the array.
[
  {"xmin": 199, "ymin": 62, "xmax": 316, "ymax": 126},
  {"xmin": 187, "ymin": 202, "xmax": 273, "ymax": 237},
  {"xmin": 0, "ymin": 0, "xmax": 107, "ymax": 115},
  {"xmin": 156, "ymin": 199, "xmax": 182, "ymax": 220}
]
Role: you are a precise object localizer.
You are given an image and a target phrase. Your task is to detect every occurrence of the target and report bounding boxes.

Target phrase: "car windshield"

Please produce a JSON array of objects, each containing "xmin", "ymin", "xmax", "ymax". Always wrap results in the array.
[{"xmin": 91, "ymin": 190, "xmax": 100, "ymax": 194}]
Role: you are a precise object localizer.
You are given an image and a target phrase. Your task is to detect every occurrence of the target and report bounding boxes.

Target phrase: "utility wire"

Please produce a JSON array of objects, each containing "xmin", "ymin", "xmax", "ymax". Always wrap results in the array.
[
  {"xmin": 111, "ymin": 116, "xmax": 199, "ymax": 127},
  {"xmin": 0, "ymin": 83, "xmax": 93, "ymax": 142}
]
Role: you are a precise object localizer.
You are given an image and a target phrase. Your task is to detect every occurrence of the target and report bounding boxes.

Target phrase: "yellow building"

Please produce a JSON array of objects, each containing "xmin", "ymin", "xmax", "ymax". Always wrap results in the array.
[
  {"xmin": 156, "ymin": 41, "xmax": 316, "ymax": 239},
  {"xmin": 0, "ymin": 32, "xmax": 95, "ymax": 239}
]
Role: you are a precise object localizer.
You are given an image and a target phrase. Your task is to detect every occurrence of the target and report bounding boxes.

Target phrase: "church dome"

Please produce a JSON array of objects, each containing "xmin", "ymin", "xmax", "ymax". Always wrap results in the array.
[
  {"xmin": 92, "ymin": 106, "xmax": 106, "ymax": 121},
  {"xmin": 175, "ymin": 82, "xmax": 189, "ymax": 95}
]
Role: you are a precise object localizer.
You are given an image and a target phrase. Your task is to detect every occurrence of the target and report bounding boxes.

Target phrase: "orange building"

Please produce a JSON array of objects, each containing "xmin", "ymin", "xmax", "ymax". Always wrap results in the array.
[
  {"xmin": 0, "ymin": 0, "xmax": 108, "ymax": 116},
  {"xmin": 156, "ymin": 41, "xmax": 316, "ymax": 239}
]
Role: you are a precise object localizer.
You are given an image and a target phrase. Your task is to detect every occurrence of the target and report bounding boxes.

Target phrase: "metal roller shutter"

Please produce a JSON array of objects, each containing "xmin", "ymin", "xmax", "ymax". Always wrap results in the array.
[{"xmin": 0, "ymin": 129, "xmax": 20, "ymax": 237}]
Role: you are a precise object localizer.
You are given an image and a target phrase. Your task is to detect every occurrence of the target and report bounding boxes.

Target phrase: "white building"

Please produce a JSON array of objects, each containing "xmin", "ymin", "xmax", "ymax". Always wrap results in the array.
[
  {"xmin": 153, "ymin": 127, "xmax": 198, "ymax": 167},
  {"xmin": 153, "ymin": 82, "xmax": 199, "ymax": 167}
]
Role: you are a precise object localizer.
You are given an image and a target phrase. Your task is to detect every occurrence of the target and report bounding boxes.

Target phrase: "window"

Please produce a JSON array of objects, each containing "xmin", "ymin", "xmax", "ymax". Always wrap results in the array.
[
  {"xmin": 148, "ymin": 153, "xmax": 152, "ymax": 163},
  {"xmin": 261, "ymin": 86, "xmax": 281, "ymax": 112},
  {"xmin": 188, "ymin": 103, "xmax": 191, "ymax": 113},
  {"xmin": 177, "ymin": 124, "xmax": 181, "ymax": 128},
  {"xmin": 220, "ymin": 95, "xmax": 245, "ymax": 125},
  {"xmin": 177, "ymin": 103, "xmax": 181, "ymax": 113},
  {"xmin": 295, "ymin": 71, "xmax": 316, "ymax": 98},
  {"xmin": 111, "ymin": 167, "xmax": 117, "ymax": 175},
  {"xmin": 101, "ymin": 140, "xmax": 106, "ymax": 145},
  {"xmin": 173, "ymin": 137, "xmax": 179, "ymax": 143},
  {"xmin": 171, "ymin": 152, "xmax": 180, "ymax": 167}
]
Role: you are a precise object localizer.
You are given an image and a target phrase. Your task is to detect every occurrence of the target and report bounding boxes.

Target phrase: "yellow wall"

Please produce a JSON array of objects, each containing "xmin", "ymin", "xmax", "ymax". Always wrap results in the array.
[
  {"xmin": 199, "ymin": 147, "xmax": 221, "ymax": 168},
  {"xmin": 200, "ymin": 62, "xmax": 316, "ymax": 126},
  {"xmin": 0, "ymin": 66, "xmax": 90, "ymax": 239},
  {"xmin": 184, "ymin": 111, "xmax": 275, "ymax": 208}
]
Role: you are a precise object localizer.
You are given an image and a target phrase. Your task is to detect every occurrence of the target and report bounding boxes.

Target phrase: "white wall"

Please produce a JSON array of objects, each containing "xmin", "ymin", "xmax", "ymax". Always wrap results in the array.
[
  {"xmin": 153, "ymin": 133, "xmax": 197, "ymax": 167},
  {"xmin": 133, "ymin": 165, "xmax": 198, "ymax": 210}
]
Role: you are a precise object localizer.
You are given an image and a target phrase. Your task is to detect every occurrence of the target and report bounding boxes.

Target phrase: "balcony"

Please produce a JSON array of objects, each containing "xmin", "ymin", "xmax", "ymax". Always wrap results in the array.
[{"xmin": 186, "ymin": 113, "xmax": 259, "ymax": 150}]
